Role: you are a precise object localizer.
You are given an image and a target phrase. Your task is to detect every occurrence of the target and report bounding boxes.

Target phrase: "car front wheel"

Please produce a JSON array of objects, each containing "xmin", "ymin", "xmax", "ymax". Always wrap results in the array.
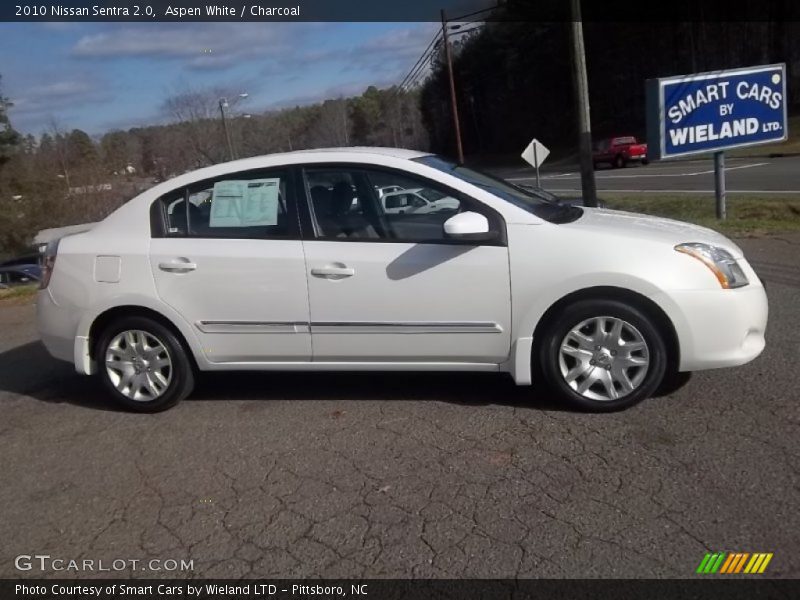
[
  {"xmin": 97, "ymin": 316, "xmax": 194, "ymax": 412},
  {"xmin": 537, "ymin": 299, "xmax": 667, "ymax": 412}
]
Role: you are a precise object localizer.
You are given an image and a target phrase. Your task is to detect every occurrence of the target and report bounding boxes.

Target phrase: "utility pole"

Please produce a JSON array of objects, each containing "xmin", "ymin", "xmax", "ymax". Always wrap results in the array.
[
  {"xmin": 218, "ymin": 98, "xmax": 235, "ymax": 161},
  {"xmin": 569, "ymin": 0, "xmax": 598, "ymax": 207},
  {"xmin": 441, "ymin": 9, "xmax": 464, "ymax": 164}
]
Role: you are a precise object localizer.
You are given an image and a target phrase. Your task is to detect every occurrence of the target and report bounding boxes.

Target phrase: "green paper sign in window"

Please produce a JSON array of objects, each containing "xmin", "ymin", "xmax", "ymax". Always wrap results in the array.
[{"xmin": 209, "ymin": 178, "xmax": 280, "ymax": 227}]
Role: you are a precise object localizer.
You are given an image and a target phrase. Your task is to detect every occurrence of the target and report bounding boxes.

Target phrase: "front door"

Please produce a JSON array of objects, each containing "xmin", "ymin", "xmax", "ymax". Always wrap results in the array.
[
  {"xmin": 301, "ymin": 165, "xmax": 511, "ymax": 364},
  {"xmin": 149, "ymin": 168, "xmax": 311, "ymax": 363}
]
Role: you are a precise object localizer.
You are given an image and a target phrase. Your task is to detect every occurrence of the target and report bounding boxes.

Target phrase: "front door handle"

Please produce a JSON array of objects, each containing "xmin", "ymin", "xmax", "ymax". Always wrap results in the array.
[
  {"xmin": 310, "ymin": 264, "xmax": 355, "ymax": 279},
  {"xmin": 159, "ymin": 259, "xmax": 197, "ymax": 273}
]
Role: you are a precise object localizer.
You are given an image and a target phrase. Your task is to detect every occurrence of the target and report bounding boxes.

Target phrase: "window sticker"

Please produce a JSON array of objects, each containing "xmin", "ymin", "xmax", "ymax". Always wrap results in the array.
[{"xmin": 209, "ymin": 178, "xmax": 280, "ymax": 227}]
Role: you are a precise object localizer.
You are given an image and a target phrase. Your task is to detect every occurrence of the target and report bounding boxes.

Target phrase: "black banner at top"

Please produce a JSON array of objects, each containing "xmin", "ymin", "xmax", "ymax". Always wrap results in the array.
[{"xmin": 2, "ymin": 0, "xmax": 800, "ymax": 22}]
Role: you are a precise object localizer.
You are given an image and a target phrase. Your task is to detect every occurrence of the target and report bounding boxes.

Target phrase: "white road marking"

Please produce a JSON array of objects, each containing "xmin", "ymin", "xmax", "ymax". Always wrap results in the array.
[
  {"xmin": 535, "ymin": 188, "xmax": 800, "ymax": 194},
  {"xmin": 510, "ymin": 162, "xmax": 768, "ymax": 181}
]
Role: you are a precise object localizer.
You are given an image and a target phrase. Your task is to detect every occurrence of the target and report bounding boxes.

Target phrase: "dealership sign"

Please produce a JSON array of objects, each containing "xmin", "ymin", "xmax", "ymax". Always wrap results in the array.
[{"xmin": 646, "ymin": 64, "xmax": 787, "ymax": 160}]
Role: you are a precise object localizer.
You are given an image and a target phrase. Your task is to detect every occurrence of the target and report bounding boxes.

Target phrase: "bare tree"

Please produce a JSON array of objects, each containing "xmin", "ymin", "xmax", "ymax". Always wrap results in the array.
[
  {"xmin": 311, "ymin": 98, "xmax": 351, "ymax": 147},
  {"xmin": 162, "ymin": 85, "xmax": 247, "ymax": 166},
  {"xmin": 47, "ymin": 118, "xmax": 72, "ymax": 193}
]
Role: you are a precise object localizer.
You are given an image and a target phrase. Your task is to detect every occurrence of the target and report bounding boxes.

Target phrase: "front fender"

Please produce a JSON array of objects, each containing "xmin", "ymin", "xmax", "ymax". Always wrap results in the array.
[{"xmin": 506, "ymin": 274, "xmax": 685, "ymax": 386}]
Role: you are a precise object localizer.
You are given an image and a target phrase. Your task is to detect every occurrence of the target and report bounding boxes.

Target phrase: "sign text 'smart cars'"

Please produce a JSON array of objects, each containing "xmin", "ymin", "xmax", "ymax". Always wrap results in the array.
[{"xmin": 646, "ymin": 64, "xmax": 788, "ymax": 160}]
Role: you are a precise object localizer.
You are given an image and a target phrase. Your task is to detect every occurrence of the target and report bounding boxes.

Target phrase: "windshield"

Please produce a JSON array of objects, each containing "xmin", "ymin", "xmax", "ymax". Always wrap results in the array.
[{"xmin": 412, "ymin": 155, "xmax": 581, "ymax": 224}]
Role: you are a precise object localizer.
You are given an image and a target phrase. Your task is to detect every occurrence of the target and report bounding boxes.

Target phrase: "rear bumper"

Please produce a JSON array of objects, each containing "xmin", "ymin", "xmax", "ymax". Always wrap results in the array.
[
  {"xmin": 36, "ymin": 289, "xmax": 79, "ymax": 366},
  {"xmin": 654, "ymin": 284, "xmax": 768, "ymax": 372}
]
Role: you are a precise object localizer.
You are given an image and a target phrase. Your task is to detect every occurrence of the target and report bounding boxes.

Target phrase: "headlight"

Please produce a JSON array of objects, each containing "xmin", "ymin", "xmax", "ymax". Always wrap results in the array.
[{"xmin": 675, "ymin": 243, "xmax": 749, "ymax": 289}]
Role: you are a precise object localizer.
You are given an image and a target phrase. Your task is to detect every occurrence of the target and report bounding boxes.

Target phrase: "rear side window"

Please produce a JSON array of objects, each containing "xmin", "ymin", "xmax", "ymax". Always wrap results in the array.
[{"xmin": 155, "ymin": 170, "xmax": 294, "ymax": 239}]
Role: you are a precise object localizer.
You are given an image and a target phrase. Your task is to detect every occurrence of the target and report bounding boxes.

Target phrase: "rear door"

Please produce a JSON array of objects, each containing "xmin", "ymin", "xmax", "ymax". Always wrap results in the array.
[{"xmin": 149, "ymin": 167, "xmax": 311, "ymax": 364}]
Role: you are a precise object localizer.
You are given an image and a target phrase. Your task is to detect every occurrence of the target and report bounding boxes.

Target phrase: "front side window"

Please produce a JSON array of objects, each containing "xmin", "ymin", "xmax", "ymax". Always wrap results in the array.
[
  {"xmin": 157, "ymin": 170, "xmax": 292, "ymax": 239},
  {"xmin": 303, "ymin": 165, "xmax": 499, "ymax": 244},
  {"xmin": 414, "ymin": 155, "xmax": 581, "ymax": 224}
]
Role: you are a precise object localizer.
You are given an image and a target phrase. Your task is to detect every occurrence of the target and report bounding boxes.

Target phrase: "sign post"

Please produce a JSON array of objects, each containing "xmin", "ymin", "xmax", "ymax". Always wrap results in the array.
[
  {"xmin": 521, "ymin": 138, "xmax": 550, "ymax": 188},
  {"xmin": 647, "ymin": 63, "xmax": 788, "ymax": 220},
  {"xmin": 714, "ymin": 152, "xmax": 726, "ymax": 220}
]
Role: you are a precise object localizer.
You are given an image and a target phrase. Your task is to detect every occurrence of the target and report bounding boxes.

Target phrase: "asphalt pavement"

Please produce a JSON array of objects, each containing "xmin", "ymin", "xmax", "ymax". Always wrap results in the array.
[
  {"xmin": 496, "ymin": 155, "xmax": 800, "ymax": 195},
  {"xmin": 0, "ymin": 236, "xmax": 798, "ymax": 579}
]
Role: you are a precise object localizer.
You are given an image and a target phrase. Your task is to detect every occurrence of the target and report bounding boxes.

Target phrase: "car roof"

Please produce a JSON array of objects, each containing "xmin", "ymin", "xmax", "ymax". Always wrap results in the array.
[
  {"xmin": 141, "ymin": 148, "xmax": 433, "ymax": 200},
  {"xmin": 284, "ymin": 147, "xmax": 429, "ymax": 159}
]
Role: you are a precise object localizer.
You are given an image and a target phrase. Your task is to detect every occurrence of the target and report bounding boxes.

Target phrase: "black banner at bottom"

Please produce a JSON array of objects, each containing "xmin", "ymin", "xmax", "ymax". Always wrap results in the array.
[{"xmin": 2, "ymin": 579, "xmax": 798, "ymax": 600}]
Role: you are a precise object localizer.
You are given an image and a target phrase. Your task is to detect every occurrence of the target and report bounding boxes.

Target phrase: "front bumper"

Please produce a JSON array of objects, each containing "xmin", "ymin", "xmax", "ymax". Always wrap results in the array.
[{"xmin": 653, "ymin": 283, "xmax": 768, "ymax": 372}]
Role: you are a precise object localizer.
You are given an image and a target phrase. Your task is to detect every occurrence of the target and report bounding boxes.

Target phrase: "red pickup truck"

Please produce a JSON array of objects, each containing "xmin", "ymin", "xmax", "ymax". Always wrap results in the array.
[{"xmin": 593, "ymin": 136, "xmax": 649, "ymax": 169}]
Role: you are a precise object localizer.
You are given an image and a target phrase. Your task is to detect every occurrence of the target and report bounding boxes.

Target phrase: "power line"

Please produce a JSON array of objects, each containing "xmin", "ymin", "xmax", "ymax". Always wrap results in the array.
[
  {"xmin": 397, "ymin": 31, "xmax": 443, "ymax": 91},
  {"xmin": 402, "ymin": 25, "xmax": 484, "ymax": 91},
  {"xmin": 402, "ymin": 40, "xmax": 444, "ymax": 90},
  {"xmin": 395, "ymin": 5, "xmax": 495, "ymax": 94}
]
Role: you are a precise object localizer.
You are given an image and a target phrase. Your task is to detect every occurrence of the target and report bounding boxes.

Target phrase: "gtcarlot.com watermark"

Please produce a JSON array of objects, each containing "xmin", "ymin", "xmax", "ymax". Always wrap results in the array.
[{"xmin": 15, "ymin": 554, "xmax": 194, "ymax": 572}]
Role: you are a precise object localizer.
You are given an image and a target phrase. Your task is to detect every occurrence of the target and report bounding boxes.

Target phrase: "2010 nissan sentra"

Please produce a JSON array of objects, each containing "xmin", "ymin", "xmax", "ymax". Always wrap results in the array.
[{"xmin": 36, "ymin": 147, "xmax": 768, "ymax": 412}]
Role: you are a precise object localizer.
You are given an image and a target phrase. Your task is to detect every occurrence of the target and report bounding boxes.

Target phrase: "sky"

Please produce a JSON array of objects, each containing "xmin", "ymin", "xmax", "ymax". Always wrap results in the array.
[{"xmin": 0, "ymin": 21, "xmax": 439, "ymax": 137}]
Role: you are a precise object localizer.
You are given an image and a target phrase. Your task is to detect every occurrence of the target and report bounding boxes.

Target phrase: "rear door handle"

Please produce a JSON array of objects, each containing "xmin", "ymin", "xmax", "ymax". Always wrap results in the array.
[
  {"xmin": 310, "ymin": 265, "xmax": 355, "ymax": 279},
  {"xmin": 158, "ymin": 260, "xmax": 197, "ymax": 273}
]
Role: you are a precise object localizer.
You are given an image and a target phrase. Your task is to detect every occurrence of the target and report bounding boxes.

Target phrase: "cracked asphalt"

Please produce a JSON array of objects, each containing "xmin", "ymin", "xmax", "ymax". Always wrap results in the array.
[{"xmin": 0, "ymin": 235, "xmax": 798, "ymax": 579}]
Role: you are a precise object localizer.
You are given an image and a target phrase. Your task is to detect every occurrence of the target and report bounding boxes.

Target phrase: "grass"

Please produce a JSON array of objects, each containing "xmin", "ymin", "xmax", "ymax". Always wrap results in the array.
[
  {"xmin": 601, "ymin": 194, "xmax": 800, "ymax": 236},
  {"xmin": 0, "ymin": 284, "xmax": 38, "ymax": 305}
]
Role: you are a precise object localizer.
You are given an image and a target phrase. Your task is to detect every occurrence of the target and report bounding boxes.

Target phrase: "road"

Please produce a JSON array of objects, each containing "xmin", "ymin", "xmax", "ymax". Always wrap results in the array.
[
  {"xmin": 496, "ymin": 155, "xmax": 800, "ymax": 195},
  {"xmin": 0, "ymin": 236, "xmax": 798, "ymax": 579}
]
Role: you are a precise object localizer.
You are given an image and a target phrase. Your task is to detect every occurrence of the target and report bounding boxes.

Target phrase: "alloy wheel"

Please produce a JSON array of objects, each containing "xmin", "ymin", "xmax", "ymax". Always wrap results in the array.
[
  {"xmin": 105, "ymin": 330, "xmax": 173, "ymax": 402},
  {"xmin": 558, "ymin": 316, "xmax": 649, "ymax": 401}
]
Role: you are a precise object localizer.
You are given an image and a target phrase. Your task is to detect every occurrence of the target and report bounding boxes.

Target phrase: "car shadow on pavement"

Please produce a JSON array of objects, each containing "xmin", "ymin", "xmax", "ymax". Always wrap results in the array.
[
  {"xmin": 0, "ymin": 340, "xmax": 117, "ymax": 411},
  {"xmin": 0, "ymin": 340, "xmax": 690, "ymax": 413}
]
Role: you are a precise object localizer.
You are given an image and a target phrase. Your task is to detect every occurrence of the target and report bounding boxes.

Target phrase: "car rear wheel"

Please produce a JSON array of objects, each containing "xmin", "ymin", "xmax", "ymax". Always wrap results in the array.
[
  {"xmin": 614, "ymin": 154, "xmax": 626, "ymax": 168},
  {"xmin": 537, "ymin": 299, "xmax": 667, "ymax": 412},
  {"xmin": 97, "ymin": 316, "xmax": 194, "ymax": 412}
]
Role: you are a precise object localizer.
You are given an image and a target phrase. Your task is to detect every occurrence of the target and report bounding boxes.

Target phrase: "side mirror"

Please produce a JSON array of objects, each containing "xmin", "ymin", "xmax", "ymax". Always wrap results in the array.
[{"xmin": 443, "ymin": 211, "xmax": 498, "ymax": 242}]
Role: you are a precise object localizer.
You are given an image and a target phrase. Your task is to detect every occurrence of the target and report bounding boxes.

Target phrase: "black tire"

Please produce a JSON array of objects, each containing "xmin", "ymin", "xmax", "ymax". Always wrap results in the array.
[
  {"xmin": 614, "ymin": 154, "xmax": 626, "ymax": 169},
  {"xmin": 536, "ymin": 299, "xmax": 667, "ymax": 412},
  {"xmin": 641, "ymin": 158, "xmax": 650, "ymax": 166},
  {"xmin": 96, "ymin": 316, "xmax": 194, "ymax": 412}
]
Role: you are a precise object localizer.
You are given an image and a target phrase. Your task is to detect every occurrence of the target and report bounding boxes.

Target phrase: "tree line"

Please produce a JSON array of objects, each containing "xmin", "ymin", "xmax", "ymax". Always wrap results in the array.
[{"xmin": 0, "ymin": 84, "xmax": 427, "ymax": 255}]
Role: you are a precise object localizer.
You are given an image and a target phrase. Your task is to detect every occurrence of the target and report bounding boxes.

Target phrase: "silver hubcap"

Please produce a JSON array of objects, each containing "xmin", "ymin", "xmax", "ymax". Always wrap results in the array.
[
  {"xmin": 105, "ymin": 330, "xmax": 172, "ymax": 402},
  {"xmin": 558, "ymin": 316, "xmax": 649, "ymax": 401}
]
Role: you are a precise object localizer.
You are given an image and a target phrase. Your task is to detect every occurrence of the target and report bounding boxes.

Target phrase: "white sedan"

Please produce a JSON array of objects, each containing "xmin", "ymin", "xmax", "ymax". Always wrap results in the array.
[{"xmin": 37, "ymin": 147, "xmax": 767, "ymax": 412}]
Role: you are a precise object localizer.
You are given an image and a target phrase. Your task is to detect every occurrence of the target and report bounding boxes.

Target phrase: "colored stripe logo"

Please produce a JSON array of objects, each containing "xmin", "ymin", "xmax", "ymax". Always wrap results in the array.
[{"xmin": 696, "ymin": 552, "xmax": 773, "ymax": 574}]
